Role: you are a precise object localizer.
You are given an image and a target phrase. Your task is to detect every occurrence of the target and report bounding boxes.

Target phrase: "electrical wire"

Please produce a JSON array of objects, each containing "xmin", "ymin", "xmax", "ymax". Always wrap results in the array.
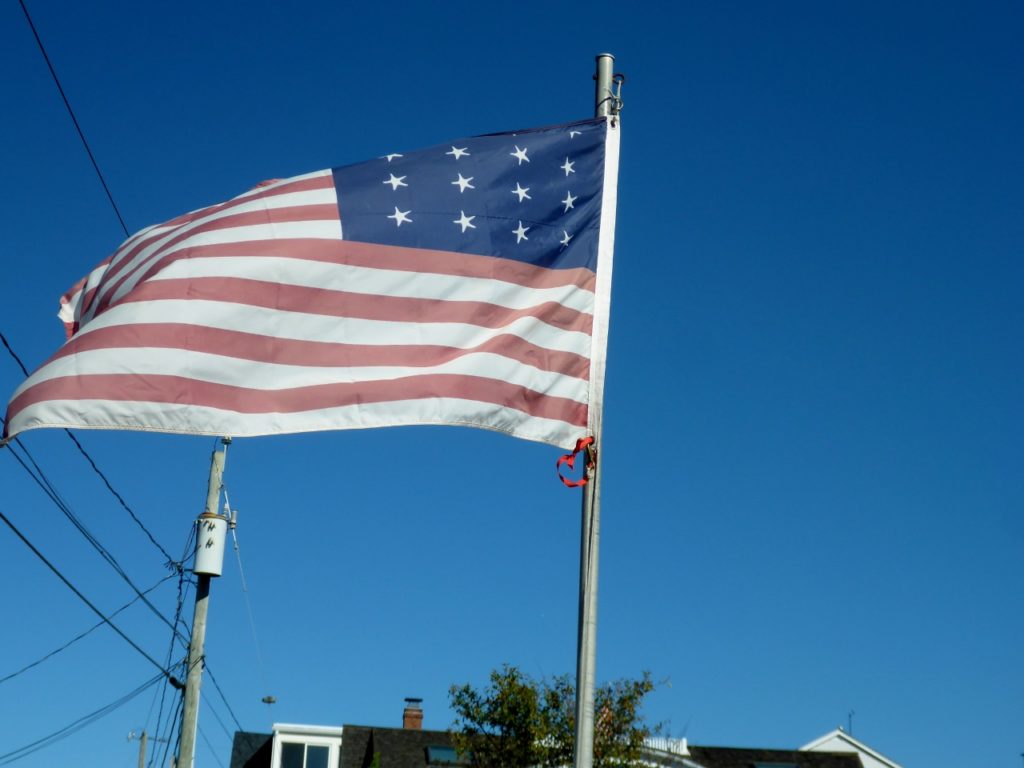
[
  {"xmin": 198, "ymin": 723, "xmax": 228, "ymax": 768},
  {"xmin": 146, "ymin": 528, "xmax": 195, "ymax": 726},
  {"xmin": 145, "ymin": 528, "xmax": 195, "ymax": 759},
  {"xmin": 202, "ymin": 688, "xmax": 236, "ymax": 740},
  {"xmin": 147, "ymin": 660, "xmax": 184, "ymax": 768},
  {"xmin": 62, "ymin": 428, "xmax": 177, "ymax": 566},
  {"xmin": 0, "ymin": 331, "xmax": 30, "ymax": 378},
  {"xmin": 0, "ymin": 571, "xmax": 176, "ymax": 686},
  {"xmin": 153, "ymin": 688, "xmax": 185, "ymax": 768},
  {"xmin": 0, "ymin": 671, "xmax": 164, "ymax": 765},
  {"xmin": 1, "ymin": 330, "xmax": 177, "ymax": 567},
  {"xmin": 17, "ymin": 0, "xmax": 130, "ymax": 238},
  {"xmin": 0, "ymin": 505, "xmax": 172, "ymax": 678},
  {"xmin": 204, "ymin": 663, "xmax": 245, "ymax": 732},
  {"xmin": 3, "ymin": 439, "xmax": 190, "ymax": 649}
]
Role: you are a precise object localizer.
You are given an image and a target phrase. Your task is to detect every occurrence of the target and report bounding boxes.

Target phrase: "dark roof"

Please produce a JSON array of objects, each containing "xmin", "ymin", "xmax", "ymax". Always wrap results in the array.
[
  {"xmin": 686, "ymin": 746, "xmax": 862, "ymax": 768},
  {"xmin": 229, "ymin": 726, "xmax": 458, "ymax": 768},
  {"xmin": 229, "ymin": 731, "xmax": 272, "ymax": 768},
  {"xmin": 341, "ymin": 725, "xmax": 458, "ymax": 768}
]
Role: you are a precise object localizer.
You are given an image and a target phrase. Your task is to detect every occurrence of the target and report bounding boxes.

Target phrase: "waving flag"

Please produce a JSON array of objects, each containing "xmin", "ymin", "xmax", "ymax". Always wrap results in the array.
[{"xmin": 4, "ymin": 117, "xmax": 619, "ymax": 449}]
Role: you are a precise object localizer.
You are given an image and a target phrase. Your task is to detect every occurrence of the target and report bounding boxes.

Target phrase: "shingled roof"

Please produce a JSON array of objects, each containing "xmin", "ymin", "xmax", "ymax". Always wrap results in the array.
[
  {"xmin": 229, "ymin": 731, "xmax": 272, "ymax": 768},
  {"xmin": 686, "ymin": 746, "xmax": 862, "ymax": 768},
  {"xmin": 339, "ymin": 725, "xmax": 459, "ymax": 768}
]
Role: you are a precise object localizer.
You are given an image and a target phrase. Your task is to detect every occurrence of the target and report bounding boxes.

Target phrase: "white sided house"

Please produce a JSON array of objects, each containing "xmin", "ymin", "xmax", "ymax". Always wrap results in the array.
[{"xmin": 801, "ymin": 728, "xmax": 903, "ymax": 768}]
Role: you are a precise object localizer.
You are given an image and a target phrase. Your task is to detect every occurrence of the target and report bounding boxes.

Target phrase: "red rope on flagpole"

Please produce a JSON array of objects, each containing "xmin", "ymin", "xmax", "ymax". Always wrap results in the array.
[{"xmin": 556, "ymin": 436, "xmax": 596, "ymax": 487}]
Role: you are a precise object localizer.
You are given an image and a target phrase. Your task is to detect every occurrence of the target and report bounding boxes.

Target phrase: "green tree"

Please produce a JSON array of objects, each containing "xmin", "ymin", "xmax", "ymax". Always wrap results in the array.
[{"xmin": 449, "ymin": 665, "xmax": 658, "ymax": 768}]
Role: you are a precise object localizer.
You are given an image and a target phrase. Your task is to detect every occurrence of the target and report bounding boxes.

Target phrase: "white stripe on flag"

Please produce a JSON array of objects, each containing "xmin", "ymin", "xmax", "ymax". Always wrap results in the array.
[
  {"xmin": 149, "ymin": 256, "xmax": 595, "ymax": 314},
  {"xmin": 12, "ymin": 397, "xmax": 584, "ymax": 447},
  {"xmin": 17, "ymin": 347, "xmax": 589, "ymax": 404}
]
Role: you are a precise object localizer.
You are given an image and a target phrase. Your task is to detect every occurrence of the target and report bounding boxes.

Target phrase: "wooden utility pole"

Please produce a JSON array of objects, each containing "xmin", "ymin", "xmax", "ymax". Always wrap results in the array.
[{"xmin": 178, "ymin": 438, "xmax": 230, "ymax": 768}]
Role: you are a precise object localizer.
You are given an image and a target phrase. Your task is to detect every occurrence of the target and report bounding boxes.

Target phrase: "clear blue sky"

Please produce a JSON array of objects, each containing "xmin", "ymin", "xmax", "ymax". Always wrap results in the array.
[{"xmin": 1, "ymin": 2, "xmax": 1020, "ymax": 766}]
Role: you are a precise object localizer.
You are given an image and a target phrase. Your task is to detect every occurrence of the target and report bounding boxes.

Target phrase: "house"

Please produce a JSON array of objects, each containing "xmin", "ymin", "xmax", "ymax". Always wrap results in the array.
[
  {"xmin": 643, "ymin": 739, "xmax": 862, "ymax": 768},
  {"xmin": 229, "ymin": 700, "xmax": 899, "ymax": 768},
  {"xmin": 230, "ymin": 699, "xmax": 462, "ymax": 768},
  {"xmin": 800, "ymin": 729, "xmax": 902, "ymax": 768}
]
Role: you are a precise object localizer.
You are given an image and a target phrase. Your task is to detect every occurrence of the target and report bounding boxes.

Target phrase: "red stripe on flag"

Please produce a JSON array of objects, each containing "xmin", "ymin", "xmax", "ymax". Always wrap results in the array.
[
  {"xmin": 8, "ymin": 373, "xmax": 588, "ymax": 427},
  {"xmin": 51, "ymin": 323, "xmax": 592, "ymax": 380},
  {"xmin": 89, "ymin": 204, "xmax": 341, "ymax": 320},
  {"xmin": 313, "ymin": 239, "xmax": 597, "ymax": 292},
  {"xmin": 84, "ymin": 174, "xmax": 337, "ymax": 318}
]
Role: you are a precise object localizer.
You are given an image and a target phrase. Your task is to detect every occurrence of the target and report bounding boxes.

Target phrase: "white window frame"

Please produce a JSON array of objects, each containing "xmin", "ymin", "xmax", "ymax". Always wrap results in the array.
[{"xmin": 271, "ymin": 723, "xmax": 343, "ymax": 768}]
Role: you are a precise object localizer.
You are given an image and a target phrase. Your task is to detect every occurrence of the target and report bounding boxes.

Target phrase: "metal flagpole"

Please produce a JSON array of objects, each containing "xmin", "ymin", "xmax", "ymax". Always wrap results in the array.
[
  {"xmin": 178, "ymin": 438, "xmax": 231, "ymax": 768},
  {"xmin": 573, "ymin": 52, "xmax": 617, "ymax": 768}
]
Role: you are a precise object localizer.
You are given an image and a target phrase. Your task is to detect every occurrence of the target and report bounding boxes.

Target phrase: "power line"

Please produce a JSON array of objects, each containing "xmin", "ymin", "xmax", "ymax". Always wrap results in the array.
[
  {"xmin": 147, "ymin": 529, "xmax": 195, "ymax": 767},
  {"xmin": 153, "ymin": 692, "xmax": 185, "ymax": 768},
  {"xmin": 198, "ymin": 723, "xmax": 228, "ymax": 768},
  {"xmin": 1, "ymin": 329, "xmax": 177, "ymax": 567},
  {"xmin": 204, "ymin": 662, "xmax": 245, "ymax": 732},
  {"xmin": 0, "ymin": 671, "xmax": 164, "ymax": 765},
  {"xmin": 0, "ymin": 572, "xmax": 176, "ymax": 686},
  {"xmin": 17, "ymin": 0, "xmax": 130, "ymax": 238},
  {"xmin": 147, "ymin": 655, "xmax": 184, "ymax": 768},
  {"xmin": 63, "ymin": 428, "xmax": 178, "ymax": 566},
  {"xmin": 0, "ymin": 505, "xmax": 173, "ymax": 678},
  {"xmin": 0, "ymin": 331, "xmax": 30, "ymax": 377},
  {"xmin": 202, "ymin": 685, "xmax": 236, "ymax": 740},
  {"xmin": 146, "ymin": 528, "xmax": 195, "ymax": 732},
  {"xmin": 4, "ymin": 439, "xmax": 190, "ymax": 648}
]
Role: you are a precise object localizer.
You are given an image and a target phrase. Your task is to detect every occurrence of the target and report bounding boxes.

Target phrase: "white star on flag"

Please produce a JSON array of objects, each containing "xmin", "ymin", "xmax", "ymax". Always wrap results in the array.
[
  {"xmin": 446, "ymin": 146, "xmax": 470, "ymax": 159},
  {"xmin": 561, "ymin": 157, "xmax": 575, "ymax": 176},
  {"xmin": 383, "ymin": 174, "xmax": 408, "ymax": 191},
  {"xmin": 510, "ymin": 145, "xmax": 530, "ymax": 165},
  {"xmin": 511, "ymin": 182, "xmax": 531, "ymax": 202},
  {"xmin": 383, "ymin": 153, "xmax": 403, "ymax": 162},
  {"xmin": 453, "ymin": 211, "xmax": 476, "ymax": 233},
  {"xmin": 387, "ymin": 207, "xmax": 412, "ymax": 227},
  {"xmin": 560, "ymin": 230, "xmax": 573, "ymax": 247},
  {"xmin": 562, "ymin": 191, "xmax": 577, "ymax": 211},
  {"xmin": 513, "ymin": 220, "xmax": 530, "ymax": 243},
  {"xmin": 452, "ymin": 173, "xmax": 475, "ymax": 193}
]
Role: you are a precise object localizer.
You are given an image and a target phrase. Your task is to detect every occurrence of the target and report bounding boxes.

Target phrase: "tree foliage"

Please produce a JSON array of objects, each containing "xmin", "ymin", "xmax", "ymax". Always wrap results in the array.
[{"xmin": 449, "ymin": 665, "xmax": 658, "ymax": 768}]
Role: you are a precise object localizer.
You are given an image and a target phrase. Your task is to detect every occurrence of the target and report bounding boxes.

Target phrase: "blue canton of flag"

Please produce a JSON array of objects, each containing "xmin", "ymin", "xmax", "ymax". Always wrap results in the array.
[{"xmin": 333, "ymin": 118, "xmax": 605, "ymax": 271}]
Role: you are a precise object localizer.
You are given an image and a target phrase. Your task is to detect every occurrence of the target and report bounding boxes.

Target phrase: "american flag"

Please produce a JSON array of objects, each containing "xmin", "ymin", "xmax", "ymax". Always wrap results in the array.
[{"xmin": 4, "ymin": 117, "xmax": 619, "ymax": 449}]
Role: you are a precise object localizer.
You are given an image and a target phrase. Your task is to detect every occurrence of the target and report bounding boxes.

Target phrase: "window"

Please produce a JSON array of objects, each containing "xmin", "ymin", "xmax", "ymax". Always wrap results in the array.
[
  {"xmin": 281, "ymin": 741, "xmax": 330, "ymax": 768},
  {"xmin": 271, "ymin": 725, "xmax": 342, "ymax": 768},
  {"xmin": 426, "ymin": 745, "xmax": 468, "ymax": 765}
]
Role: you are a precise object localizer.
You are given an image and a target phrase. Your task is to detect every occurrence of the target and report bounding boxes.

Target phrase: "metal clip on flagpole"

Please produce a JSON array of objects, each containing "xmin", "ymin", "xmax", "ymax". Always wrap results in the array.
[{"xmin": 572, "ymin": 52, "xmax": 620, "ymax": 768}]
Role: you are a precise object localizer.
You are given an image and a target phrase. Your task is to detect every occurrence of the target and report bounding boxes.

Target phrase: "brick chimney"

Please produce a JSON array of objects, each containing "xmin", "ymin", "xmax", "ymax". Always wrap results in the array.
[{"xmin": 403, "ymin": 697, "xmax": 423, "ymax": 730}]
